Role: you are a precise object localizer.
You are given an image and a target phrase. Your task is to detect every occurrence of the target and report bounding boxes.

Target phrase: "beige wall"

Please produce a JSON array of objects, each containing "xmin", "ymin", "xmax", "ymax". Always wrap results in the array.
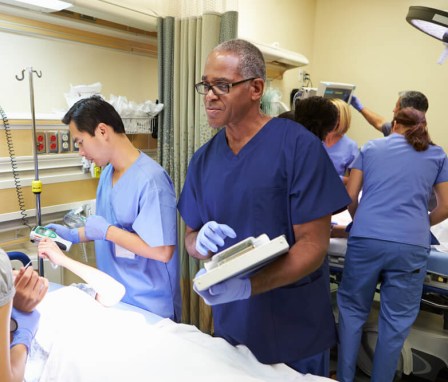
[
  {"xmin": 238, "ymin": 0, "xmax": 447, "ymax": 152},
  {"xmin": 312, "ymin": 0, "xmax": 447, "ymax": 151},
  {"xmin": 1, "ymin": 30, "xmax": 157, "ymax": 116},
  {"xmin": 238, "ymin": 0, "xmax": 316, "ymax": 109}
]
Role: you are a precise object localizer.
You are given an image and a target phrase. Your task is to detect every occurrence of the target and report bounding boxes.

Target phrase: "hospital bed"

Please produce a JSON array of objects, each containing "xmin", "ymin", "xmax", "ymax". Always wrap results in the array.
[
  {"xmin": 328, "ymin": 213, "xmax": 448, "ymax": 381},
  {"xmin": 23, "ymin": 283, "xmax": 332, "ymax": 382}
]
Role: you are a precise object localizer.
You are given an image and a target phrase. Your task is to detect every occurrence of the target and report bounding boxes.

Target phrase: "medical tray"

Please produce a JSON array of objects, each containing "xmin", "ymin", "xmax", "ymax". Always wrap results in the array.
[{"xmin": 194, "ymin": 234, "xmax": 289, "ymax": 291}]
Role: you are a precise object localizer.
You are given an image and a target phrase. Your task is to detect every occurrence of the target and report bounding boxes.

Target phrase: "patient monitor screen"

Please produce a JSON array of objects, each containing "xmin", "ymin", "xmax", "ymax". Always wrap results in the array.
[
  {"xmin": 322, "ymin": 87, "xmax": 352, "ymax": 102},
  {"xmin": 317, "ymin": 82, "xmax": 356, "ymax": 103}
]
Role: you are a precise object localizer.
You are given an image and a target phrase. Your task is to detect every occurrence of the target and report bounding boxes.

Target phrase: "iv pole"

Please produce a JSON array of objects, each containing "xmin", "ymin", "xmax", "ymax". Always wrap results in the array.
[{"xmin": 16, "ymin": 67, "xmax": 44, "ymax": 277}]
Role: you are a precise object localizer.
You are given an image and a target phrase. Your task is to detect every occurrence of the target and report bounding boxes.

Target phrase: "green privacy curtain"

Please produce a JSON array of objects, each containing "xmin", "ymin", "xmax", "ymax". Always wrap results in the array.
[{"xmin": 157, "ymin": 11, "xmax": 238, "ymax": 333}]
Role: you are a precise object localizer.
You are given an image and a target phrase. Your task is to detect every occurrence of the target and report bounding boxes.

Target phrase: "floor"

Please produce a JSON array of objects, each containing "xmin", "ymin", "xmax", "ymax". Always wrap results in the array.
[
  {"xmin": 329, "ymin": 355, "xmax": 448, "ymax": 381},
  {"xmin": 329, "ymin": 287, "xmax": 448, "ymax": 382}
]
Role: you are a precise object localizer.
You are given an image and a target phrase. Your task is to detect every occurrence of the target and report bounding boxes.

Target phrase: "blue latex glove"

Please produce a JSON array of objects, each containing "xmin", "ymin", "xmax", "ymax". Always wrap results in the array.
[
  {"xmin": 196, "ymin": 221, "xmax": 236, "ymax": 257},
  {"xmin": 10, "ymin": 307, "xmax": 40, "ymax": 353},
  {"xmin": 350, "ymin": 95, "xmax": 364, "ymax": 112},
  {"xmin": 84, "ymin": 215, "xmax": 111, "ymax": 241},
  {"xmin": 46, "ymin": 223, "xmax": 80, "ymax": 244},
  {"xmin": 193, "ymin": 269, "xmax": 251, "ymax": 305}
]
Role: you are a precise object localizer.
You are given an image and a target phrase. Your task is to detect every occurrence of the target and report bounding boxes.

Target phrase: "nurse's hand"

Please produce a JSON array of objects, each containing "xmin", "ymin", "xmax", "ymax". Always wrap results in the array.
[
  {"xmin": 46, "ymin": 223, "xmax": 80, "ymax": 244},
  {"xmin": 350, "ymin": 95, "xmax": 364, "ymax": 112},
  {"xmin": 11, "ymin": 307, "xmax": 41, "ymax": 354},
  {"xmin": 193, "ymin": 269, "xmax": 251, "ymax": 305},
  {"xmin": 196, "ymin": 221, "xmax": 237, "ymax": 257},
  {"xmin": 84, "ymin": 215, "xmax": 111, "ymax": 241}
]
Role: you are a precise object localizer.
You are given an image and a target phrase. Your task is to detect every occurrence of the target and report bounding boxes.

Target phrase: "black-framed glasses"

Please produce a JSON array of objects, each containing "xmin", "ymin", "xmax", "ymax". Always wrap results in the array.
[{"xmin": 195, "ymin": 78, "xmax": 256, "ymax": 95}]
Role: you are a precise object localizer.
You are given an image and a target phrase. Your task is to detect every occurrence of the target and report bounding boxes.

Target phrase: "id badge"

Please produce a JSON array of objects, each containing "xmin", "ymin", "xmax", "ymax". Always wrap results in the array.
[{"xmin": 115, "ymin": 244, "xmax": 135, "ymax": 259}]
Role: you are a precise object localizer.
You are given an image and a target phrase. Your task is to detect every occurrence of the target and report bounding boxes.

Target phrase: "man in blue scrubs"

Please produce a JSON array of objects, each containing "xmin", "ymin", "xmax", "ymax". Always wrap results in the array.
[
  {"xmin": 350, "ymin": 90, "xmax": 428, "ymax": 136},
  {"xmin": 178, "ymin": 39, "xmax": 351, "ymax": 376},
  {"xmin": 47, "ymin": 96, "xmax": 181, "ymax": 321}
]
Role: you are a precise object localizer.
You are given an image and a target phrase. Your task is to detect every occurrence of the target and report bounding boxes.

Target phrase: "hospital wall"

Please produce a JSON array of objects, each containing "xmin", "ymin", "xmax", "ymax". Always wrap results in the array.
[
  {"xmin": 239, "ymin": 0, "xmax": 447, "ymax": 152},
  {"xmin": 0, "ymin": 2, "xmax": 447, "ymax": 270},
  {"xmin": 0, "ymin": 17, "xmax": 157, "ymax": 282}
]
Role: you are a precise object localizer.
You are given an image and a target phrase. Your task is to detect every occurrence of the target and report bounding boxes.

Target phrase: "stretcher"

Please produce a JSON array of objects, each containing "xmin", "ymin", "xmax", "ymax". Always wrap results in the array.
[{"xmin": 328, "ymin": 217, "xmax": 448, "ymax": 381}]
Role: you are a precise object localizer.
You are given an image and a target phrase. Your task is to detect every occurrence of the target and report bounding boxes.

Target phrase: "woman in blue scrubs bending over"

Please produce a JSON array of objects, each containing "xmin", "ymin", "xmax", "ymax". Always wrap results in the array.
[
  {"xmin": 178, "ymin": 39, "xmax": 350, "ymax": 376},
  {"xmin": 47, "ymin": 96, "xmax": 181, "ymax": 321},
  {"xmin": 337, "ymin": 107, "xmax": 448, "ymax": 381}
]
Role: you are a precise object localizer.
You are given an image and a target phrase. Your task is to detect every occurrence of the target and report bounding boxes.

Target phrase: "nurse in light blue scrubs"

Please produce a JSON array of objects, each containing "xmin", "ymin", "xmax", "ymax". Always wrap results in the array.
[
  {"xmin": 337, "ymin": 107, "xmax": 448, "ymax": 382},
  {"xmin": 324, "ymin": 98, "xmax": 358, "ymax": 183},
  {"xmin": 47, "ymin": 96, "xmax": 181, "ymax": 321}
]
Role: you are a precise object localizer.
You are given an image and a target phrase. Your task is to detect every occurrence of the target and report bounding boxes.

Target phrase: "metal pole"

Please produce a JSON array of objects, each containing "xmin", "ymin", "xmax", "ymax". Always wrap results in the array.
[{"xmin": 16, "ymin": 67, "xmax": 44, "ymax": 276}]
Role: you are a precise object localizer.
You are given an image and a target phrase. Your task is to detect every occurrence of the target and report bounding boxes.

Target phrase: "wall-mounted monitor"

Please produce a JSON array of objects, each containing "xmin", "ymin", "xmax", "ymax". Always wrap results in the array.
[{"xmin": 316, "ymin": 81, "xmax": 356, "ymax": 103}]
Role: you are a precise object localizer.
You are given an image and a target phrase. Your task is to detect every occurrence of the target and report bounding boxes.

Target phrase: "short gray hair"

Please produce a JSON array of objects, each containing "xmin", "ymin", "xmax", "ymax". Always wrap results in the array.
[
  {"xmin": 398, "ymin": 91, "xmax": 428, "ymax": 112},
  {"xmin": 213, "ymin": 39, "xmax": 266, "ymax": 81}
]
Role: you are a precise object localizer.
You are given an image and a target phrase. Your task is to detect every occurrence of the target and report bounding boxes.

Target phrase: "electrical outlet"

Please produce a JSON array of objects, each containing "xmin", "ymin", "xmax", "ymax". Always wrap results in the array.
[
  {"xmin": 72, "ymin": 139, "xmax": 79, "ymax": 152},
  {"xmin": 36, "ymin": 132, "xmax": 46, "ymax": 154},
  {"xmin": 59, "ymin": 130, "xmax": 70, "ymax": 153},
  {"xmin": 46, "ymin": 131, "xmax": 59, "ymax": 153}
]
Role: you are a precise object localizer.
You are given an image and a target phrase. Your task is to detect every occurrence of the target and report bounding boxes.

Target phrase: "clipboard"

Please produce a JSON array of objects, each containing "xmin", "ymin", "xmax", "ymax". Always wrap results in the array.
[{"xmin": 194, "ymin": 234, "xmax": 289, "ymax": 291}]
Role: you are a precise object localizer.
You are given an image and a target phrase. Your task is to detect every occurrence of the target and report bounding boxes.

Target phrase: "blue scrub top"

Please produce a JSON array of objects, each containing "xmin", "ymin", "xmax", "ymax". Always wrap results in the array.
[
  {"xmin": 350, "ymin": 134, "xmax": 448, "ymax": 248},
  {"xmin": 95, "ymin": 153, "xmax": 181, "ymax": 321},
  {"xmin": 324, "ymin": 135, "xmax": 359, "ymax": 176},
  {"xmin": 178, "ymin": 118, "xmax": 351, "ymax": 363}
]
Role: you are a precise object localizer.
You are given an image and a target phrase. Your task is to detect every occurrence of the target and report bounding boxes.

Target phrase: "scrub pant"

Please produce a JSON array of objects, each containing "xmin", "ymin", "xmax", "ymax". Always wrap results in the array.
[
  {"xmin": 286, "ymin": 349, "xmax": 330, "ymax": 376},
  {"xmin": 337, "ymin": 237, "xmax": 429, "ymax": 382}
]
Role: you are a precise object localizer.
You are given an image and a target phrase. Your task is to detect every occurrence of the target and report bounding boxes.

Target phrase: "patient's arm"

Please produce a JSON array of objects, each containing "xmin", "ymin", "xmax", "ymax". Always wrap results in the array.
[{"xmin": 38, "ymin": 239, "xmax": 125, "ymax": 306}]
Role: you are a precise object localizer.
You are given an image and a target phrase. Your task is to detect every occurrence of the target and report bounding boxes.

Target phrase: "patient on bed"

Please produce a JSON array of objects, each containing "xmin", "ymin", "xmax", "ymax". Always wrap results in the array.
[{"xmin": 38, "ymin": 238, "xmax": 125, "ymax": 306}]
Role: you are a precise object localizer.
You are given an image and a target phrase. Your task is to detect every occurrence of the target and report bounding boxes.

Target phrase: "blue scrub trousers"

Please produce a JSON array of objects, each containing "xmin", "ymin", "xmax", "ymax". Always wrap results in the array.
[{"xmin": 337, "ymin": 237, "xmax": 429, "ymax": 382}]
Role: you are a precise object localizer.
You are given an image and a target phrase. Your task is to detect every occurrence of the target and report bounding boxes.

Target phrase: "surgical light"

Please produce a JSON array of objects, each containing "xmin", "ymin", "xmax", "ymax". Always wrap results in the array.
[
  {"xmin": 406, "ymin": 6, "xmax": 448, "ymax": 64},
  {"xmin": 406, "ymin": 6, "xmax": 448, "ymax": 42}
]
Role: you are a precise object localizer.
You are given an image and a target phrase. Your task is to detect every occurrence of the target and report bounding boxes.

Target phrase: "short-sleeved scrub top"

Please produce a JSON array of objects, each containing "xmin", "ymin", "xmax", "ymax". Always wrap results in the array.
[
  {"xmin": 95, "ymin": 153, "xmax": 181, "ymax": 321},
  {"xmin": 178, "ymin": 118, "xmax": 351, "ymax": 364}
]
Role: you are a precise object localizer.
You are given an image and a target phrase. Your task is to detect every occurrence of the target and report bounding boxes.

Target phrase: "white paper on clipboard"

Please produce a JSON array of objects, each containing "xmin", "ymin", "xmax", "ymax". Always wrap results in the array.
[{"xmin": 193, "ymin": 234, "xmax": 289, "ymax": 291}]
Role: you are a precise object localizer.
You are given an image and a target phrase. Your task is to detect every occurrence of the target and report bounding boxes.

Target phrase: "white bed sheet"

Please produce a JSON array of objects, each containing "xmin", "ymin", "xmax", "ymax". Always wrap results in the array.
[{"xmin": 26, "ymin": 287, "xmax": 332, "ymax": 382}]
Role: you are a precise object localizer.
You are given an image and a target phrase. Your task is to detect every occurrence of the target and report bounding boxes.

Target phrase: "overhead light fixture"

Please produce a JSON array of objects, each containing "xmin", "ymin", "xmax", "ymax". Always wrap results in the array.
[
  {"xmin": 406, "ymin": 6, "xmax": 448, "ymax": 42},
  {"xmin": 0, "ymin": 0, "xmax": 72, "ymax": 12},
  {"xmin": 406, "ymin": 6, "xmax": 448, "ymax": 64}
]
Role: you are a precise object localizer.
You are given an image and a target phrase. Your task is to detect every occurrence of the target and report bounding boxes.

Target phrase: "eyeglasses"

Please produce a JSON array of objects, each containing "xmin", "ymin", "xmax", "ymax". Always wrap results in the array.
[{"xmin": 195, "ymin": 78, "xmax": 255, "ymax": 95}]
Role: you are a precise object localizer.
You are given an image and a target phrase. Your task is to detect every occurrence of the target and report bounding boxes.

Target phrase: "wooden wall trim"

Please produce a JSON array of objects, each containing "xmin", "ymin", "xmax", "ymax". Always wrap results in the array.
[{"xmin": 0, "ymin": 11, "xmax": 157, "ymax": 57}]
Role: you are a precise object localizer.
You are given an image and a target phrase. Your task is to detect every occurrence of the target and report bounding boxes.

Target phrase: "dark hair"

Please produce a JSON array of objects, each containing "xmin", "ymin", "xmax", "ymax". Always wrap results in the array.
[
  {"xmin": 294, "ymin": 96, "xmax": 338, "ymax": 140},
  {"xmin": 277, "ymin": 110, "xmax": 296, "ymax": 121},
  {"xmin": 393, "ymin": 107, "xmax": 432, "ymax": 151},
  {"xmin": 214, "ymin": 39, "xmax": 266, "ymax": 81},
  {"xmin": 62, "ymin": 95, "xmax": 125, "ymax": 136},
  {"xmin": 398, "ymin": 91, "xmax": 428, "ymax": 112}
]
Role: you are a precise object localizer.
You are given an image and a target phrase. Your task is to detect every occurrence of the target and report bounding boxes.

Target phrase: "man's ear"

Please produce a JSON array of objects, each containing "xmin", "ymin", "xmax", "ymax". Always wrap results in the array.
[
  {"xmin": 96, "ymin": 123, "xmax": 108, "ymax": 137},
  {"xmin": 251, "ymin": 78, "xmax": 265, "ymax": 101}
]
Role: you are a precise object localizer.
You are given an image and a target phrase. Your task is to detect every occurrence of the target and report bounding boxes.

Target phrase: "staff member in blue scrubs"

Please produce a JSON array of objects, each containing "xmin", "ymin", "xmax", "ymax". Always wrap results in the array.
[
  {"xmin": 48, "ymin": 96, "xmax": 181, "ymax": 321},
  {"xmin": 178, "ymin": 39, "xmax": 350, "ymax": 376},
  {"xmin": 337, "ymin": 107, "xmax": 448, "ymax": 382},
  {"xmin": 350, "ymin": 91, "xmax": 428, "ymax": 137},
  {"xmin": 324, "ymin": 98, "xmax": 358, "ymax": 184}
]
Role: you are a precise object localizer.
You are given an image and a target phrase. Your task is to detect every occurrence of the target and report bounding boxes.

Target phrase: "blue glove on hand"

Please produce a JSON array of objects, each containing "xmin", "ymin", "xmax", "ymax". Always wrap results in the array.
[
  {"xmin": 11, "ymin": 307, "xmax": 40, "ymax": 353},
  {"xmin": 193, "ymin": 269, "xmax": 251, "ymax": 306},
  {"xmin": 350, "ymin": 95, "xmax": 364, "ymax": 112},
  {"xmin": 84, "ymin": 215, "xmax": 111, "ymax": 241},
  {"xmin": 46, "ymin": 223, "xmax": 80, "ymax": 244},
  {"xmin": 196, "ymin": 221, "xmax": 237, "ymax": 257}
]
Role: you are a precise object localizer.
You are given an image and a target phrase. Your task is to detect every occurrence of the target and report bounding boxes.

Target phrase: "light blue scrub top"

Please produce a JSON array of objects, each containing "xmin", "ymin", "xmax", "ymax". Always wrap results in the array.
[
  {"xmin": 350, "ymin": 134, "xmax": 448, "ymax": 248},
  {"xmin": 95, "ymin": 153, "xmax": 181, "ymax": 321},
  {"xmin": 324, "ymin": 135, "xmax": 359, "ymax": 176}
]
